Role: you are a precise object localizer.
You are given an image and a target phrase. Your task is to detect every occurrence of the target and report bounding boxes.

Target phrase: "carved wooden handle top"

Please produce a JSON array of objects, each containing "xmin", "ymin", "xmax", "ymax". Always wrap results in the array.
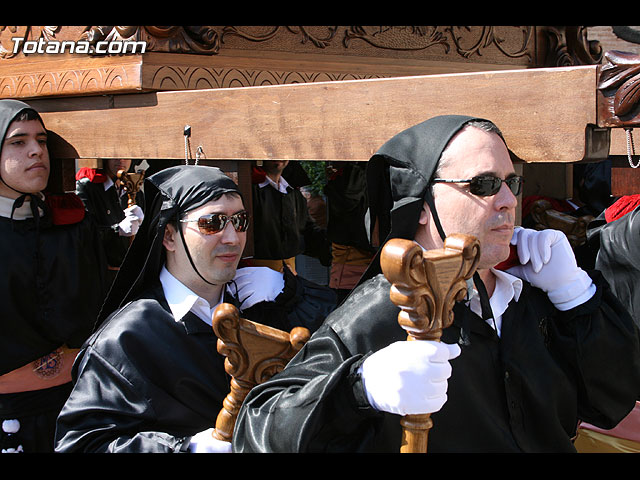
[{"xmin": 381, "ymin": 234, "xmax": 480, "ymax": 341}]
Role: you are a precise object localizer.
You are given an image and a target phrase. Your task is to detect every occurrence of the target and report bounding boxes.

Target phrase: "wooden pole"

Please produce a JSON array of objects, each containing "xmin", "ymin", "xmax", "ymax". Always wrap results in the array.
[{"xmin": 380, "ymin": 234, "xmax": 480, "ymax": 453}]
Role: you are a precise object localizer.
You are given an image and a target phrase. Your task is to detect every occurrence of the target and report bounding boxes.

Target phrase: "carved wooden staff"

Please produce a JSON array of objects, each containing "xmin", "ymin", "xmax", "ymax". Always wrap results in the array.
[
  {"xmin": 380, "ymin": 234, "xmax": 480, "ymax": 453},
  {"xmin": 116, "ymin": 169, "xmax": 145, "ymax": 208},
  {"xmin": 211, "ymin": 302, "xmax": 310, "ymax": 442}
]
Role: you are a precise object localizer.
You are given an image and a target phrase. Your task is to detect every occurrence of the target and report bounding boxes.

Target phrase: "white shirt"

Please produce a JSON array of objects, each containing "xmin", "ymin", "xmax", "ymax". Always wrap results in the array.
[
  {"xmin": 258, "ymin": 174, "xmax": 290, "ymax": 194},
  {"xmin": 159, "ymin": 265, "xmax": 224, "ymax": 326},
  {"xmin": 0, "ymin": 193, "xmax": 44, "ymax": 219},
  {"xmin": 467, "ymin": 267, "xmax": 523, "ymax": 337}
]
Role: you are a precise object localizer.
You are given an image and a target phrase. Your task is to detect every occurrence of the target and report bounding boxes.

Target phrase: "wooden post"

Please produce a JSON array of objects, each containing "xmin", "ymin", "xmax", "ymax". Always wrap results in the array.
[{"xmin": 380, "ymin": 234, "xmax": 480, "ymax": 453}]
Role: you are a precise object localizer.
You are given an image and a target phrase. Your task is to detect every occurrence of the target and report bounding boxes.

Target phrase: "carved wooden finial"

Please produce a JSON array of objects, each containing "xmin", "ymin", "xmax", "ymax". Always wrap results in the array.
[
  {"xmin": 380, "ymin": 234, "xmax": 480, "ymax": 453},
  {"xmin": 597, "ymin": 50, "xmax": 640, "ymax": 127},
  {"xmin": 211, "ymin": 303, "xmax": 310, "ymax": 442},
  {"xmin": 117, "ymin": 169, "xmax": 145, "ymax": 208}
]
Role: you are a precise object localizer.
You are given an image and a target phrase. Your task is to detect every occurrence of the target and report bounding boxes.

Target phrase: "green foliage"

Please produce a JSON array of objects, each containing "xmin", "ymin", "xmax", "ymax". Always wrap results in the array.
[{"xmin": 300, "ymin": 161, "xmax": 328, "ymax": 196}]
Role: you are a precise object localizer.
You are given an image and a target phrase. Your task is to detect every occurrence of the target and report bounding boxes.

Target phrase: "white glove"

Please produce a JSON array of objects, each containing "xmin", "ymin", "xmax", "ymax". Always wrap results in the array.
[
  {"xmin": 507, "ymin": 227, "xmax": 595, "ymax": 310},
  {"xmin": 124, "ymin": 204, "xmax": 144, "ymax": 222},
  {"xmin": 188, "ymin": 428, "xmax": 232, "ymax": 453},
  {"xmin": 117, "ymin": 205, "xmax": 143, "ymax": 237},
  {"xmin": 359, "ymin": 340, "xmax": 461, "ymax": 416},
  {"xmin": 231, "ymin": 267, "xmax": 285, "ymax": 309},
  {"xmin": 117, "ymin": 215, "xmax": 140, "ymax": 236}
]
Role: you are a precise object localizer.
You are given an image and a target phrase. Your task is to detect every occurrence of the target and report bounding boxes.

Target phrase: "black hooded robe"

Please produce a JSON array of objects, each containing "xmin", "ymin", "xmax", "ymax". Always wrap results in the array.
[
  {"xmin": 54, "ymin": 166, "xmax": 335, "ymax": 452},
  {"xmin": 0, "ymin": 100, "xmax": 108, "ymax": 453},
  {"xmin": 231, "ymin": 116, "xmax": 640, "ymax": 452}
]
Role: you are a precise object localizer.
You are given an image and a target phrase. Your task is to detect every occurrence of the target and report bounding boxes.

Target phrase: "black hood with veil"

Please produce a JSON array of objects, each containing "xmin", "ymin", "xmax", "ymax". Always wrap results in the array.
[
  {"xmin": 99, "ymin": 165, "xmax": 243, "ymax": 322},
  {"xmin": 361, "ymin": 114, "xmax": 490, "ymax": 285},
  {"xmin": 359, "ymin": 115, "xmax": 502, "ymax": 344}
]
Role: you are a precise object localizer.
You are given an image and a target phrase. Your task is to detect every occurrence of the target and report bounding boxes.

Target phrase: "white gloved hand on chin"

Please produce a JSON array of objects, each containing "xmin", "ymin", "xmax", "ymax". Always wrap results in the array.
[
  {"xmin": 188, "ymin": 428, "xmax": 232, "ymax": 453},
  {"xmin": 359, "ymin": 340, "xmax": 461, "ymax": 416},
  {"xmin": 507, "ymin": 227, "xmax": 595, "ymax": 310},
  {"xmin": 231, "ymin": 267, "xmax": 285, "ymax": 309}
]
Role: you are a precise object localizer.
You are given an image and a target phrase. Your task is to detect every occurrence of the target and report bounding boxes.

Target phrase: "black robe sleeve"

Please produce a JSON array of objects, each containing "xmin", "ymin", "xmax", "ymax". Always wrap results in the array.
[
  {"xmin": 232, "ymin": 273, "xmax": 640, "ymax": 452},
  {"xmin": 55, "ymin": 289, "xmax": 230, "ymax": 453}
]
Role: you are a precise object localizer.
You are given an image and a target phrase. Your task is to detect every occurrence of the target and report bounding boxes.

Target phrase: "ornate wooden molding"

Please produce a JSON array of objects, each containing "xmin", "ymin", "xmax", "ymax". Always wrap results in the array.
[
  {"xmin": 597, "ymin": 50, "xmax": 640, "ymax": 127},
  {"xmin": 2, "ymin": 26, "xmax": 539, "ymax": 63},
  {"xmin": 540, "ymin": 26, "xmax": 603, "ymax": 67}
]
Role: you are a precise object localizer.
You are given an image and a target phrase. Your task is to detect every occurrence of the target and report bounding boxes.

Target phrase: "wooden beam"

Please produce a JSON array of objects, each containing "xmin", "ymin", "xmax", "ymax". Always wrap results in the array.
[{"xmin": 30, "ymin": 65, "xmax": 602, "ymax": 163}]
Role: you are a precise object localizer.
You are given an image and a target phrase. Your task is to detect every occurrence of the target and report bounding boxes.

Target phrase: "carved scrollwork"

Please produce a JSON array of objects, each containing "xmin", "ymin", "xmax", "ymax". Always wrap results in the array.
[
  {"xmin": 222, "ymin": 26, "xmax": 339, "ymax": 49},
  {"xmin": 211, "ymin": 302, "xmax": 310, "ymax": 442},
  {"xmin": 344, "ymin": 26, "xmax": 449, "ymax": 52},
  {"xmin": 446, "ymin": 26, "xmax": 532, "ymax": 60},
  {"xmin": 599, "ymin": 50, "xmax": 640, "ymax": 117},
  {"xmin": 381, "ymin": 234, "xmax": 480, "ymax": 341},
  {"xmin": 80, "ymin": 26, "xmax": 221, "ymax": 54}
]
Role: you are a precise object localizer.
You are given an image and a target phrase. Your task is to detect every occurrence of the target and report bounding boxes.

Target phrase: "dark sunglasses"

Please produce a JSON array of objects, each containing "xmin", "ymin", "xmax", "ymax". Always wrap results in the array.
[
  {"xmin": 180, "ymin": 211, "xmax": 250, "ymax": 235},
  {"xmin": 431, "ymin": 174, "xmax": 523, "ymax": 197}
]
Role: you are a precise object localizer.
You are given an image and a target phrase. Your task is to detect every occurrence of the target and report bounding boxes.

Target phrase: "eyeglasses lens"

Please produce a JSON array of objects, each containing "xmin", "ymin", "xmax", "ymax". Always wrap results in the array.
[
  {"xmin": 197, "ymin": 212, "xmax": 249, "ymax": 234},
  {"xmin": 470, "ymin": 176, "xmax": 522, "ymax": 196}
]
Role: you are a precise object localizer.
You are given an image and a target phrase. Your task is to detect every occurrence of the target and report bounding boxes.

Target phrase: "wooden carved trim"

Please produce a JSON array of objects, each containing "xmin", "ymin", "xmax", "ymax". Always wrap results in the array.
[
  {"xmin": 597, "ymin": 50, "xmax": 640, "ymax": 127},
  {"xmin": 211, "ymin": 302, "xmax": 310, "ymax": 442}
]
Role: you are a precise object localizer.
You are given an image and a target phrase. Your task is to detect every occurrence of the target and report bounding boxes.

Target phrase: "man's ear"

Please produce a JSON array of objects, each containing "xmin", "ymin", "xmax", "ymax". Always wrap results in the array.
[
  {"xmin": 162, "ymin": 223, "xmax": 178, "ymax": 252},
  {"xmin": 418, "ymin": 200, "xmax": 431, "ymax": 225}
]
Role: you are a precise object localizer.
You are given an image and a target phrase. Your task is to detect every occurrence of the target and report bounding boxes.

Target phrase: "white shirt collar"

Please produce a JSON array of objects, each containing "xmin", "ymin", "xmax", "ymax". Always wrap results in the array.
[
  {"xmin": 159, "ymin": 265, "xmax": 225, "ymax": 325},
  {"xmin": 258, "ymin": 174, "xmax": 290, "ymax": 194},
  {"xmin": 103, "ymin": 177, "xmax": 114, "ymax": 191},
  {"xmin": 0, "ymin": 193, "xmax": 45, "ymax": 219},
  {"xmin": 468, "ymin": 267, "xmax": 523, "ymax": 337}
]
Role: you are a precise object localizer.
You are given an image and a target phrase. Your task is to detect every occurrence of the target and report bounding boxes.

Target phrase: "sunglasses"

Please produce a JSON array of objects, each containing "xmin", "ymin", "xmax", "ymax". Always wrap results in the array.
[
  {"xmin": 431, "ymin": 174, "xmax": 523, "ymax": 197},
  {"xmin": 180, "ymin": 211, "xmax": 250, "ymax": 235}
]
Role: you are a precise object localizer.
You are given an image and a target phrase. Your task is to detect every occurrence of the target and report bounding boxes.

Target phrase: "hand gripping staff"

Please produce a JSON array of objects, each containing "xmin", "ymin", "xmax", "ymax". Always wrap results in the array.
[{"xmin": 380, "ymin": 234, "xmax": 480, "ymax": 453}]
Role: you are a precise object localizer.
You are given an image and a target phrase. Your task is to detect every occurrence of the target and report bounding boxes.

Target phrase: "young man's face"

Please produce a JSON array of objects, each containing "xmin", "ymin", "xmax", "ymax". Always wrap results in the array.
[
  {"xmin": 105, "ymin": 159, "xmax": 132, "ymax": 180},
  {"xmin": 262, "ymin": 160, "xmax": 289, "ymax": 177},
  {"xmin": 416, "ymin": 126, "xmax": 518, "ymax": 270},
  {"xmin": 164, "ymin": 193, "xmax": 247, "ymax": 296},
  {"xmin": 0, "ymin": 119, "xmax": 49, "ymax": 198}
]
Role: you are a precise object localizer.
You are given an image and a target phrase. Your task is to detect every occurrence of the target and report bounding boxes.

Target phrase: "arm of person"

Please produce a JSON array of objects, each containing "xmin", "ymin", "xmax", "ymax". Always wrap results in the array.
[
  {"xmin": 232, "ymin": 323, "xmax": 381, "ymax": 453},
  {"xmin": 54, "ymin": 347, "xmax": 191, "ymax": 453},
  {"xmin": 507, "ymin": 228, "xmax": 640, "ymax": 428},
  {"xmin": 235, "ymin": 265, "xmax": 336, "ymax": 334},
  {"xmin": 0, "ymin": 345, "xmax": 80, "ymax": 394},
  {"xmin": 552, "ymin": 272, "xmax": 640, "ymax": 429}
]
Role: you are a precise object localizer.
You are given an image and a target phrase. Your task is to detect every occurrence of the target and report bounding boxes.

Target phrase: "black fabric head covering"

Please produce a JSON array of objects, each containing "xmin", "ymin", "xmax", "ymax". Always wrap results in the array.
[
  {"xmin": 99, "ymin": 165, "xmax": 243, "ymax": 322},
  {"xmin": 360, "ymin": 115, "xmax": 499, "ymax": 346},
  {"xmin": 0, "ymin": 99, "xmax": 49, "ymax": 222},
  {"xmin": 361, "ymin": 114, "xmax": 488, "ymax": 284}
]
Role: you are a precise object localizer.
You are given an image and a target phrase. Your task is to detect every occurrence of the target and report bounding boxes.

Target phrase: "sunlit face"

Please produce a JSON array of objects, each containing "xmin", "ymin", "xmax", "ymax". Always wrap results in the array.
[
  {"xmin": 262, "ymin": 160, "xmax": 289, "ymax": 177},
  {"xmin": 414, "ymin": 126, "xmax": 518, "ymax": 270},
  {"xmin": 163, "ymin": 193, "xmax": 247, "ymax": 300},
  {"xmin": 105, "ymin": 159, "xmax": 132, "ymax": 179},
  {"xmin": 0, "ymin": 119, "xmax": 49, "ymax": 198}
]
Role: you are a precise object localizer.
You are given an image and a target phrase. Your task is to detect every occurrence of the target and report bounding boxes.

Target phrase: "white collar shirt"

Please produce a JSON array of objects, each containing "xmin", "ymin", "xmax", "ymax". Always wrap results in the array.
[
  {"xmin": 259, "ymin": 174, "xmax": 290, "ymax": 194},
  {"xmin": 467, "ymin": 267, "xmax": 523, "ymax": 337},
  {"xmin": 159, "ymin": 265, "xmax": 224, "ymax": 326},
  {"xmin": 0, "ymin": 193, "xmax": 45, "ymax": 219}
]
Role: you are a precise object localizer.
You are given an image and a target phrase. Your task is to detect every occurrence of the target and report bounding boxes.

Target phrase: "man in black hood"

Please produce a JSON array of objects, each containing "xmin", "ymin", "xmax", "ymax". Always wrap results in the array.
[
  {"xmin": 0, "ymin": 99, "xmax": 108, "ymax": 453},
  {"xmin": 55, "ymin": 165, "xmax": 335, "ymax": 453},
  {"xmin": 232, "ymin": 115, "xmax": 640, "ymax": 452}
]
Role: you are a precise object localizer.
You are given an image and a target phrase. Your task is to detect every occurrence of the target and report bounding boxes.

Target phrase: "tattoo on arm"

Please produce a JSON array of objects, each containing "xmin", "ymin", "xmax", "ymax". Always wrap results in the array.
[{"xmin": 32, "ymin": 348, "xmax": 63, "ymax": 379}]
